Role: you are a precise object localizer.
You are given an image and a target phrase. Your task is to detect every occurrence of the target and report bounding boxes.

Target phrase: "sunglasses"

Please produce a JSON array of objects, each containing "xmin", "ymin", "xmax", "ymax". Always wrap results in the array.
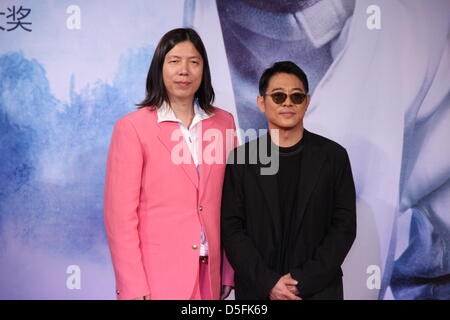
[{"xmin": 264, "ymin": 92, "xmax": 307, "ymax": 105}]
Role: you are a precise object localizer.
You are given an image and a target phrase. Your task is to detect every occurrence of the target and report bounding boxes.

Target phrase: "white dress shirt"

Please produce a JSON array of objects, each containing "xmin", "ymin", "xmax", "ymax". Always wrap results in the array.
[{"xmin": 157, "ymin": 101, "xmax": 214, "ymax": 257}]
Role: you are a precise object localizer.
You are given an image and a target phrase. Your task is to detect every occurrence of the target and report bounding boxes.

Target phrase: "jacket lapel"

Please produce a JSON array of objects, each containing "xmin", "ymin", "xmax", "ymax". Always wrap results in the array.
[
  {"xmin": 254, "ymin": 134, "xmax": 282, "ymax": 245},
  {"xmin": 296, "ymin": 130, "xmax": 326, "ymax": 228},
  {"xmin": 157, "ymin": 121, "xmax": 199, "ymax": 190},
  {"xmin": 198, "ymin": 116, "xmax": 215, "ymax": 191}
]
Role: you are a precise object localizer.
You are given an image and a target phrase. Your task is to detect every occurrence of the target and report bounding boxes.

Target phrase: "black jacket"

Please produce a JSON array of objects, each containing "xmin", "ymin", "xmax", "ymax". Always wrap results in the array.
[{"xmin": 221, "ymin": 130, "xmax": 356, "ymax": 300}]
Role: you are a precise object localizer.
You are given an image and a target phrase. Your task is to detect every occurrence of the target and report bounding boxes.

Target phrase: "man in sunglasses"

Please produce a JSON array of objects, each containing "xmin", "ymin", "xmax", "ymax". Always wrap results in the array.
[{"xmin": 221, "ymin": 61, "xmax": 356, "ymax": 300}]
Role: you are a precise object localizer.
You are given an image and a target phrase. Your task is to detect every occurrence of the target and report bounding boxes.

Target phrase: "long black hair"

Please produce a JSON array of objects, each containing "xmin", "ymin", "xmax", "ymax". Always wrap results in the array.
[{"xmin": 137, "ymin": 28, "xmax": 215, "ymax": 113}]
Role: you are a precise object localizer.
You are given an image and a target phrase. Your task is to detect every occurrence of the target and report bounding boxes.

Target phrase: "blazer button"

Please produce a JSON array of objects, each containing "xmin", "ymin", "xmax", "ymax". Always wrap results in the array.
[
  {"xmin": 199, "ymin": 206, "xmax": 204, "ymax": 211},
  {"xmin": 116, "ymin": 290, "xmax": 120, "ymax": 295},
  {"xmin": 192, "ymin": 244, "xmax": 198, "ymax": 250}
]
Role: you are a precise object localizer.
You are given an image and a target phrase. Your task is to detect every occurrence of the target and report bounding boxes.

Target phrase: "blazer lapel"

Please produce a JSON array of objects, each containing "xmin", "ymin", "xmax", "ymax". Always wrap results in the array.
[
  {"xmin": 254, "ymin": 134, "xmax": 282, "ymax": 245},
  {"xmin": 157, "ymin": 121, "xmax": 199, "ymax": 190},
  {"xmin": 198, "ymin": 117, "xmax": 215, "ymax": 191},
  {"xmin": 296, "ymin": 130, "xmax": 326, "ymax": 228}
]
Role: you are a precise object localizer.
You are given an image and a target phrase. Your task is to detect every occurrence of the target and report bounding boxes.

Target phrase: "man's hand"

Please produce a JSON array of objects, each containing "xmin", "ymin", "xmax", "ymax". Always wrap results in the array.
[
  {"xmin": 286, "ymin": 275, "xmax": 299, "ymax": 296},
  {"xmin": 221, "ymin": 285, "xmax": 233, "ymax": 300},
  {"xmin": 269, "ymin": 274, "xmax": 302, "ymax": 300}
]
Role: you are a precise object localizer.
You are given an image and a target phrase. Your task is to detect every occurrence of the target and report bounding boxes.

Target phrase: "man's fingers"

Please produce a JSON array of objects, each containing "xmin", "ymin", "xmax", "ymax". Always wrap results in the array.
[
  {"xmin": 287, "ymin": 285, "xmax": 299, "ymax": 295},
  {"xmin": 285, "ymin": 291, "xmax": 302, "ymax": 300},
  {"xmin": 285, "ymin": 278, "xmax": 298, "ymax": 286},
  {"xmin": 221, "ymin": 285, "xmax": 233, "ymax": 300},
  {"xmin": 280, "ymin": 283, "xmax": 301, "ymax": 300}
]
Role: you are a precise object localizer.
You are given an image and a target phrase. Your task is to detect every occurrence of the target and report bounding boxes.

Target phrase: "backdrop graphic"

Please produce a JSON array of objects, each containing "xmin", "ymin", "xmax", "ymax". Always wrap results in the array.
[{"xmin": 0, "ymin": 0, "xmax": 449, "ymax": 299}]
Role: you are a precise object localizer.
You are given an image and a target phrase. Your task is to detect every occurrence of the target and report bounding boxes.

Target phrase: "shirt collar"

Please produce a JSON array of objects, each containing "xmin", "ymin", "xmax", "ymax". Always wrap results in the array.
[{"xmin": 157, "ymin": 101, "xmax": 213, "ymax": 125}]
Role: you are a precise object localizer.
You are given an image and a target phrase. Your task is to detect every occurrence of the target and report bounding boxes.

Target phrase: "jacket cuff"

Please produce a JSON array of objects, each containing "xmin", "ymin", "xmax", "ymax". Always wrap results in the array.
[{"xmin": 115, "ymin": 281, "xmax": 151, "ymax": 300}]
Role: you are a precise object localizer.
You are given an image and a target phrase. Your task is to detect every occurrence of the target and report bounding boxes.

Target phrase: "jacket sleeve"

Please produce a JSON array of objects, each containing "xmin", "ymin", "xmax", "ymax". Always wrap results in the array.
[
  {"xmin": 221, "ymin": 150, "xmax": 281, "ymax": 299},
  {"xmin": 221, "ymin": 113, "xmax": 238, "ymax": 288},
  {"xmin": 290, "ymin": 148, "xmax": 357, "ymax": 298},
  {"xmin": 104, "ymin": 117, "xmax": 150, "ymax": 300}
]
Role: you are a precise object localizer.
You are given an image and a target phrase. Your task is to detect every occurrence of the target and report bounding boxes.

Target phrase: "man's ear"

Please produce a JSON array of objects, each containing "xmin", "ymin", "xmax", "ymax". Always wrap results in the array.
[
  {"xmin": 304, "ymin": 94, "xmax": 311, "ymax": 112},
  {"xmin": 257, "ymin": 96, "xmax": 266, "ymax": 113}
]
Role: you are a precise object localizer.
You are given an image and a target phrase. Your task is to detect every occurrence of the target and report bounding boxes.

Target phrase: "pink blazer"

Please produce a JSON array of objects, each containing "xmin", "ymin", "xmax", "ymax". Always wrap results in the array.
[{"xmin": 104, "ymin": 106, "xmax": 236, "ymax": 300}]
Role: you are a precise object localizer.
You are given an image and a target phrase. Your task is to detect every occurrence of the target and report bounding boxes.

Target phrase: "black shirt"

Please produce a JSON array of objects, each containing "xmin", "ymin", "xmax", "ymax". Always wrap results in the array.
[{"xmin": 276, "ymin": 137, "xmax": 304, "ymax": 272}]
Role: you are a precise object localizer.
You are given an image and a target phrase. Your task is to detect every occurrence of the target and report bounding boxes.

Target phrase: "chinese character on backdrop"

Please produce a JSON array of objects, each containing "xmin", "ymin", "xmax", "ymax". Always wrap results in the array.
[
  {"xmin": 4, "ymin": 6, "xmax": 32, "ymax": 32},
  {"xmin": 0, "ymin": 10, "xmax": 4, "ymax": 31}
]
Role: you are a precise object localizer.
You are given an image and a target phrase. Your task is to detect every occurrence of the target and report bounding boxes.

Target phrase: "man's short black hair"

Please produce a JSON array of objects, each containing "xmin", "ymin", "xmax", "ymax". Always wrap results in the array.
[{"xmin": 259, "ymin": 61, "xmax": 309, "ymax": 95}]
